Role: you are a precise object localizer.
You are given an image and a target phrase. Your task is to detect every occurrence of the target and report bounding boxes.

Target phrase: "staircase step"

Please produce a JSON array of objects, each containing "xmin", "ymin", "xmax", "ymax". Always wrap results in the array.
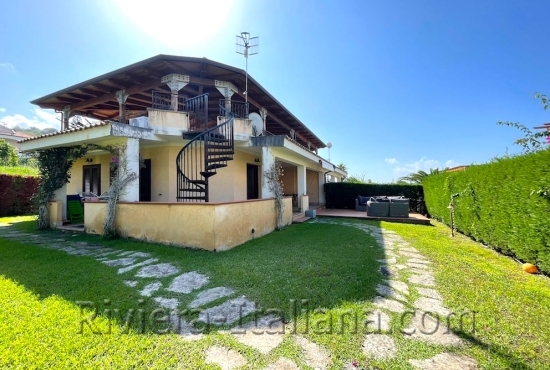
[
  {"xmin": 206, "ymin": 163, "xmax": 227, "ymax": 171},
  {"xmin": 178, "ymin": 188, "xmax": 206, "ymax": 193},
  {"xmin": 207, "ymin": 138, "xmax": 229, "ymax": 143},
  {"xmin": 188, "ymin": 179, "xmax": 207, "ymax": 185},
  {"xmin": 207, "ymin": 156, "xmax": 233, "ymax": 163},
  {"xmin": 176, "ymin": 196, "xmax": 207, "ymax": 200},
  {"xmin": 206, "ymin": 148, "xmax": 234, "ymax": 154},
  {"xmin": 200, "ymin": 171, "xmax": 217, "ymax": 178}
]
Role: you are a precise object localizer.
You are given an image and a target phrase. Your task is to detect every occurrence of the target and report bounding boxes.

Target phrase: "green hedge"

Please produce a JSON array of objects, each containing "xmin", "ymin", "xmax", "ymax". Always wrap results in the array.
[
  {"xmin": 0, "ymin": 174, "xmax": 39, "ymax": 216},
  {"xmin": 423, "ymin": 149, "xmax": 550, "ymax": 273},
  {"xmin": 324, "ymin": 183, "xmax": 426, "ymax": 213}
]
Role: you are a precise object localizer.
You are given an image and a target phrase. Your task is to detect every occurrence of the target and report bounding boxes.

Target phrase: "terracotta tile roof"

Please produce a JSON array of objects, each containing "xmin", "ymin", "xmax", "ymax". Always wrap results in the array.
[{"xmin": 18, "ymin": 122, "xmax": 110, "ymax": 143}]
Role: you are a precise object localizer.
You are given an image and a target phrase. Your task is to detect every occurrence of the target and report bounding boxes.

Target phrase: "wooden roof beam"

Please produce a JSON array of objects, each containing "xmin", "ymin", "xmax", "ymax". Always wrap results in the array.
[{"xmin": 70, "ymin": 78, "xmax": 163, "ymax": 111}]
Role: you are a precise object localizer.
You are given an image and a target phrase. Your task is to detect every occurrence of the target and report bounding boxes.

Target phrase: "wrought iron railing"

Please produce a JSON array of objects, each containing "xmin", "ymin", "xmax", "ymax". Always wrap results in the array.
[
  {"xmin": 176, "ymin": 104, "xmax": 234, "ymax": 202},
  {"xmin": 185, "ymin": 93, "xmax": 209, "ymax": 131},
  {"xmin": 219, "ymin": 99, "xmax": 249, "ymax": 118}
]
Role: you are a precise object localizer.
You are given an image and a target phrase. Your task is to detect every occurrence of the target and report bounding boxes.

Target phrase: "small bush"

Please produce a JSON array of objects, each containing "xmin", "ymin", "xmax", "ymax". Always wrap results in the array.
[{"xmin": 0, "ymin": 174, "xmax": 39, "ymax": 216}]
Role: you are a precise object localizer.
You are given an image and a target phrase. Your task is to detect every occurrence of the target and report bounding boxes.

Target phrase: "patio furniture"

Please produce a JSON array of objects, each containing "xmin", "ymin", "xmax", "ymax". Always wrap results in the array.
[
  {"xmin": 366, "ymin": 198, "xmax": 390, "ymax": 217},
  {"xmin": 389, "ymin": 198, "xmax": 409, "ymax": 218},
  {"xmin": 67, "ymin": 199, "xmax": 84, "ymax": 223},
  {"xmin": 355, "ymin": 195, "xmax": 374, "ymax": 211}
]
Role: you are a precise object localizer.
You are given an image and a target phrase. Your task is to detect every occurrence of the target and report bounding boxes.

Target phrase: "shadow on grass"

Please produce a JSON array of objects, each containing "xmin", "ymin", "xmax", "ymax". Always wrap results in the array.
[{"xmin": 0, "ymin": 218, "xmax": 389, "ymax": 334}]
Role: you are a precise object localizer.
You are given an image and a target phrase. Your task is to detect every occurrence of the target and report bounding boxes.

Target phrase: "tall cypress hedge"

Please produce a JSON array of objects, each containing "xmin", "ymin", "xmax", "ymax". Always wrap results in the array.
[
  {"xmin": 324, "ymin": 183, "xmax": 426, "ymax": 213},
  {"xmin": 423, "ymin": 149, "xmax": 550, "ymax": 273}
]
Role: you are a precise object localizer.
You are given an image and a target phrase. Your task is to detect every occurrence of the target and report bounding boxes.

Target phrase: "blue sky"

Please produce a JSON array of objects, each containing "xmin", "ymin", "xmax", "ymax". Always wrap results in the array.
[{"xmin": 1, "ymin": 0, "xmax": 549, "ymax": 182}]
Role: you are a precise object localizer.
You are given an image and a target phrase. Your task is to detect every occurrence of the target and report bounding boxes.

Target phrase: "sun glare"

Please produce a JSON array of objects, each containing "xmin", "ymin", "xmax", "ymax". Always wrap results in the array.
[{"xmin": 113, "ymin": 0, "xmax": 235, "ymax": 49}]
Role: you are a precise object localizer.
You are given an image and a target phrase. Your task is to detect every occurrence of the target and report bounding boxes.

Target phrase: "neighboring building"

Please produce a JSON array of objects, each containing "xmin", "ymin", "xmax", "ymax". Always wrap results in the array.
[
  {"xmin": 446, "ymin": 165, "xmax": 469, "ymax": 173},
  {"xmin": 20, "ymin": 55, "xmax": 346, "ymax": 250},
  {"xmin": 0, "ymin": 123, "xmax": 31, "ymax": 150}
]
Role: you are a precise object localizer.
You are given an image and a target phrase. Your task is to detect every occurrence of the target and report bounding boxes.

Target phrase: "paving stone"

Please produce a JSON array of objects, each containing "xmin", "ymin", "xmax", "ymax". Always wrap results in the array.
[
  {"xmin": 393, "ymin": 264, "xmax": 408, "ymax": 270},
  {"xmin": 188, "ymin": 286, "xmax": 235, "ymax": 308},
  {"xmin": 408, "ymin": 258, "xmax": 431, "ymax": 265},
  {"xmin": 409, "ymin": 352, "xmax": 477, "ymax": 369},
  {"xmin": 379, "ymin": 265, "xmax": 399, "ymax": 278},
  {"xmin": 167, "ymin": 271, "xmax": 209, "ymax": 294},
  {"xmin": 140, "ymin": 281, "xmax": 162, "ymax": 297},
  {"xmin": 197, "ymin": 297, "xmax": 256, "ymax": 325},
  {"xmin": 127, "ymin": 251, "xmax": 152, "ymax": 258},
  {"xmin": 416, "ymin": 287, "xmax": 442, "ymax": 301},
  {"xmin": 231, "ymin": 314, "xmax": 285, "ymax": 334},
  {"xmin": 234, "ymin": 329, "xmax": 285, "ymax": 354},
  {"xmin": 66, "ymin": 248, "xmax": 95, "ymax": 256},
  {"xmin": 94, "ymin": 250, "xmax": 121, "ymax": 258},
  {"xmin": 373, "ymin": 296, "xmax": 406, "ymax": 313},
  {"xmin": 414, "ymin": 297, "xmax": 451, "ymax": 316},
  {"xmin": 403, "ymin": 312, "xmax": 462, "ymax": 346},
  {"xmin": 376, "ymin": 284, "xmax": 407, "ymax": 302},
  {"xmin": 154, "ymin": 297, "xmax": 179, "ymax": 310},
  {"xmin": 400, "ymin": 246, "xmax": 420, "ymax": 253},
  {"xmin": 135, "ymin": 263, "xmax": 179, "ymax": 278},
  {"xmin": 384, "ymin": 279, "xmax": 410, "ymax": 295},
  {"xmin": 400, "ymin": 251, "xmax": 425, "ymax": 259},
  {"xmin": 409, "ymin": 274, "xmax": 436, "ymax": 287},
  {"xmin": 265, "ymin": 358, "xmax": 299, "ymax": 370},
  {"xmin": 204, "ymin": 346, "xmax": 247, "ymax": 370},
  {"xmin": 117, "ymin": 258, "xmax": 158, "ymax": 274},
  {"xmin": 407, "ymin": 262, "xmax": 431, "ymax": 270},
  {"xmin": 116, "ymin": 251, "xmax": 137, "ymax": 256},
  {"xmin": 362, "ymin": 334, "xmax": 396, "ymax": 360},
  {"xmin": 366, "ymin": 309, "xmax": 391, "ymax": 332},
  {"xmin": 294, "ymin": 335, "xmax": 331, "ymax": 370},
  {"xmin": 102, "ymin": 257, "xmax": 138, "ymax": 267},
  {"xmin": 123, "ymin": 280, "xmax": 138, "ymax": 287}
]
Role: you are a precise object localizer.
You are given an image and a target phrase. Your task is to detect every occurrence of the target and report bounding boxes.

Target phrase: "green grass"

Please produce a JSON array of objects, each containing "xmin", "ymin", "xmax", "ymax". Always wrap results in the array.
[
  {"xmin": 1, "ymin": 216, "xmax": 549, "ymax": 369},
  {"xmin": 0, "ymin": 165, "xmax": 39, "ymax": 176}
]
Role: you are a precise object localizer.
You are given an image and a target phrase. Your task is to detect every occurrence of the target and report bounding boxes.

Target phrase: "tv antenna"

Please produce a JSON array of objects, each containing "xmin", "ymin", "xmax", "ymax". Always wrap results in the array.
[{"xmin": 236, "ymin": 32, "xmax": 259, "ymax": 108}]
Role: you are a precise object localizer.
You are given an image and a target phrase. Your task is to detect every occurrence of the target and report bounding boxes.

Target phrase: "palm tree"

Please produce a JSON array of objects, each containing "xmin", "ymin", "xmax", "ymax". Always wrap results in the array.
[
  {"xmin": 336, "ymin": 163, "xmax": 348, "ymax": 173},
  {"xmin": 398, "ymin": 168, "xmax": 443, "ymax": 184}
]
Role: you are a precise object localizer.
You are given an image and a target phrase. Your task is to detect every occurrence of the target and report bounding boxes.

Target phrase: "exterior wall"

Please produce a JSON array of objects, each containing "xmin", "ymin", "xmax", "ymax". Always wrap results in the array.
[
  {"xmin": 148, "ymin": 109, "xmax": 189, "ymax": 133},
  {"xmin": 217, "ymin": 116, "xmax": 252, "ymax": 141},
  {"xmin": 48, "ymin": 200, "xmax": 63, "ymax": 228},
  {"xmin": 67, "ymin": 155, "xmax": 112, "ymax": 196},
  {"xmin": 84, "ymin": 197, "xmax": 293, "ymax": 251},
  {"xmin": 209, "ymin": 150, "xmax": 258, "ymax": 202},
  {"xmin": 306, "ymin": 170, "xmax": 319, "ymax": 204}
]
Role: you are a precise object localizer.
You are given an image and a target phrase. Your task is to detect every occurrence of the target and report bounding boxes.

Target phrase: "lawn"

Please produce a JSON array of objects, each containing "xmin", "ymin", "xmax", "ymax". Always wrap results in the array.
[
  {"xmin": 0, "ymin": 216, "xmax": 549, "ymax": 369},
  {"xmin": 0, "ymin": 165, "xmax": 39, "ymax": 176}
]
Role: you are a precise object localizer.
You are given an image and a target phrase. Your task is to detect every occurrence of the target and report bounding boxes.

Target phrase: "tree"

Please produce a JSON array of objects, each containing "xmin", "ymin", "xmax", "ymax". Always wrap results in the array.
[
  {"xmin": 344, "ymin": 171, "xmax": 372, "ymax": 184},
  {"xmin": 336, "ymin": 163, "xmax": 348, "ymax": 173},
  {"xmin": 398, "ymin": 168, "xmax": 443, "ymax": 185},
  {"xmin": 497, "ymin": 93, "xmax": 550, "ymax": 153},
  {"xmin": 0, "ymin": 139, "xmax": 18, "ymax": 166}
]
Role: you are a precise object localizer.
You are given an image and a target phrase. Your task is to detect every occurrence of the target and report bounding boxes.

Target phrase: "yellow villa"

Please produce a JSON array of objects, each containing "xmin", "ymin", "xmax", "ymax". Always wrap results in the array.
[{"xmin": 20, "ymin": 55, "xmax": 346, "ymax": 250}]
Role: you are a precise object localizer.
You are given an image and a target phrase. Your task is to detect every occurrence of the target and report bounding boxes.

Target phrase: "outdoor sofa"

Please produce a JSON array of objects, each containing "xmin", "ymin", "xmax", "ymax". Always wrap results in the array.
[{"xmin": 356, "ymin": 195, "xmax": 410, "ymax": 218}]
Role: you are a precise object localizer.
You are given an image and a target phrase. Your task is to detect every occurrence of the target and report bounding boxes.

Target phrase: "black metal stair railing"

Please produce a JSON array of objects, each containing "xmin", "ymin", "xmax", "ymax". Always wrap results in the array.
[
  {"xmin": 219, "ymin": 99, "xmax": 249, "ymax": 118},
  {"xmin": 176, "ymin": 104, "xmax": 234, "ymax": 202},
  {"xmin": 185, "ymin": 93, "xmax": 209, "ymax": 131}
]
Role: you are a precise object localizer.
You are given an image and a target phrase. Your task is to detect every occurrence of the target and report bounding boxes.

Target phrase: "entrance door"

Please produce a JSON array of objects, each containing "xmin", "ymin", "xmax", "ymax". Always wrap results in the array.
[
  {"xmin": 247, "ymin": 164, "xmax": 259, "ymax": 199},
  {"xmin": 83, "ymin": 164, "xmax": 101, "ymax": 195},
  {"xmin": 139, "ymin": 159, "xmax": 151, "ymax": 202}
]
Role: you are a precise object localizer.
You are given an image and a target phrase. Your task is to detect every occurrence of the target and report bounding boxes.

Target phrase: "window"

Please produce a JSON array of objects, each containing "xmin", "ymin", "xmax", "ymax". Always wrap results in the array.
[{"xmin": 83, "ymin": 164, "xmax": 101, "ymax": 195}]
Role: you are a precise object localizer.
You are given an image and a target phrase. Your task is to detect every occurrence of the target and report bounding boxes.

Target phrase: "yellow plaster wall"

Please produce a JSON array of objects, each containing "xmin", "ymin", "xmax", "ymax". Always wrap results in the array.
[
  {"xmin": 84, "ymin": 197, "xmax": 292, "ymax": 251},
  {"xmin": 209, "ymin": 150, "xmax": 258, "ymax": 202},
  {"xmin": 48, "ymin": 200, "xmax": 63, "ymax": 228},
  {"xmin": 67, "ymin": 155, "xmax": 111, "ymax": 196},
  {"xmin": 306, "ymin": 170, "xmax": 319, "ymax": 203}
]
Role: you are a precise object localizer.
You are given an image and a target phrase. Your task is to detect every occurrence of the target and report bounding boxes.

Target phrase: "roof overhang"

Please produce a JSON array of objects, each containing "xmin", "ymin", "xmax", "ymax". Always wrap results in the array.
[{"xmin": 31, "ymin": 55, "xmax": 326, "ymax": 149}]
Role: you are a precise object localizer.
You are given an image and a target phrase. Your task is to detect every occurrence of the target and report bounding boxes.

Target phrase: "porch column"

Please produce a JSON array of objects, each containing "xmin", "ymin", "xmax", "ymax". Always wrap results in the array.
[
  {"xmin": 161, "ymin": 74, "xmax": 189, "ymax": 111},
  {"xmin": 62, "ymin": 105, "xmax": 71, "ymax": 130},
  {"xmin": 318, "ymin": 171, "xmax": 326, "ymax": 204},
  {"xmin": 119, "ymin": 137, "xmax": 140, "ymax": 202},
  {"xmin": 53, "ymin": 183, "xmax": 67, "ymax": 222},
  {"xmin": 261, "ymin": 147, "xmax": 274, "ymax": 198},
  {"xmin": 215, "ymin": 80, "xmax": 238, "ymax": 112},
  {"xmin": 115, "ymin": 89, "xmax": 129, "ymax": 124},
  {"xmin": 297, "ymin": 165, "xmax": 307, "ymax": 207},
  {"xmin": 260, "ymin": 107, "xmax": 267, "ymax": 134}
]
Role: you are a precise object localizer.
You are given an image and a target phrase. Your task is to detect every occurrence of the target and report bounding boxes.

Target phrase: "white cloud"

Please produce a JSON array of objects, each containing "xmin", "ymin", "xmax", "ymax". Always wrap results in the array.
[
  {"xmin": 387, "ymin": 156, "xmax": 459, "ymax": 178},
  {"xmin": 0, "ymin": 62, "xmax": 15, "ymax": 71},
  {"xmin": 0, "ymin": 108, "xmax": 5, "ymax": 113},
  {"xmin": 0, "ymin": 108, "xmax": 61, "ymax": 130}
]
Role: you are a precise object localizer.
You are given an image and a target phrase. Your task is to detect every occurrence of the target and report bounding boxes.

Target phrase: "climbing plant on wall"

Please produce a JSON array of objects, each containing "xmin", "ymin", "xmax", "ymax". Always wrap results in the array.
[{"xmin": 33, "ymin": 145, "xmax": 89, "ymax": 229}]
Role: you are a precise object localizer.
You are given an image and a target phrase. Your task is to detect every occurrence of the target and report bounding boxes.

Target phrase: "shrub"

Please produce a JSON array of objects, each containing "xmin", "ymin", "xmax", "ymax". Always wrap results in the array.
[
  {"xmin": 0, "ymin": 174, "xmax": 39, "ymax": 216},
  {"xmin": 423, "ymin": 149, "xmax": 550, "ymax": 273},
  {"xmin": 324, "ymin": 182, "xmax": 426, "ymax": 213}
]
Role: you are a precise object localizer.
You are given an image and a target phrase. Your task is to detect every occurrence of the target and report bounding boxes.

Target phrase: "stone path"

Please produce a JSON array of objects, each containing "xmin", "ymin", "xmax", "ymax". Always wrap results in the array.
[{"xmin": 0, "ymin": 221, "xmax": 477, "ymax": 369}]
